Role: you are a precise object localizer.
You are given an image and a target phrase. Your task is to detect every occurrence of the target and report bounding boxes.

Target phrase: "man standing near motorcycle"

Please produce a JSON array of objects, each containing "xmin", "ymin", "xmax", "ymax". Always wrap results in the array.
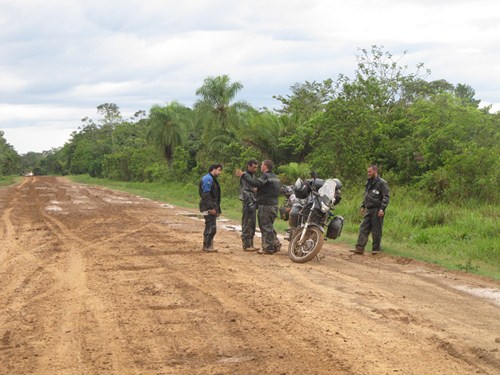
[
  {"xmin": 241, "ymin": 160, "xmax": 281, "ymax": 254},
  {"xmin": 239, "ymin": 159, "xmax": 260, "ymax": 252},
  {"xmin": 351, "ymin": 164, "xmax": 390, "ymax": 255},
  {"xmin": 199, "ymin": 164, "xmax": 223, "ymax": 252}
]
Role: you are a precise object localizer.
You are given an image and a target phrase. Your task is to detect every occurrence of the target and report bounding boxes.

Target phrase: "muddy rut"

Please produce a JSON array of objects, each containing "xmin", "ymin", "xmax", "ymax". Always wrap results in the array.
[{"xmin": 0, "ymin": 176, "xmax": 499, "ymax": 374}]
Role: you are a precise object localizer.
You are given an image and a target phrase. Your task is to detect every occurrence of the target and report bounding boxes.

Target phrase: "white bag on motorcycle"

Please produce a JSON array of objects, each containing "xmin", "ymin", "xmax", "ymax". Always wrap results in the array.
[{"xmin": 326, "ymin": 215, "xmax": 344, "ymax": 239}]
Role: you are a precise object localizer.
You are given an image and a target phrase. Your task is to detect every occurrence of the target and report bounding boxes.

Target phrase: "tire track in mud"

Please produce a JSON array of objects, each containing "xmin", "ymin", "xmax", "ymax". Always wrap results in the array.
[
  {"xmin": 29, "ymin": 179, "xmax": 135, "ymax": 374},
  {"xmin": 1, "ymin": 178, "xmax": 66, "ymax": 374},
  {"xmin": 108, "ymin": 232, "xmax": 439, "ymax": 374},
  {"xmin": 76, "ymin": 212, "xmax": 349, "ymax": 373},
  {"xmin": 109, "ymin": 245, "xmax": 352, "ymax": 374},
  {"xmin": 1, "ymin": 177, "xmax": 59, "ymax": 307},
  {"xmin": 0, "ymin": 207, "xmax": 17, "ymax": 264},
  {"xmin": 0, "ymin": 177, "xmax": 132, "ymax": 374},
  {"xmin": 0, "ymin": 177, "xmax": 33, "ymax": 257}
]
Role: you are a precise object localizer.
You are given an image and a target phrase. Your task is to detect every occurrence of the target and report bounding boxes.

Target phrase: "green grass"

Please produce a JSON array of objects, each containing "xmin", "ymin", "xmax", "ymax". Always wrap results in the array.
[
  {"xmin": 0, "ymin": 176, "xmax": 22, "ymax": 187},
  {"xmin": 69, "ymin": 175, "xmax": 500, "ymax": 280}
]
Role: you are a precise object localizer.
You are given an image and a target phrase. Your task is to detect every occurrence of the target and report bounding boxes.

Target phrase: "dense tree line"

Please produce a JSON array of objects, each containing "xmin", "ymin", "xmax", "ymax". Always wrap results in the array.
[
  {"xmin": 5, "ymin": 46, "xmax": 499, "ymax": 203},
  {"xmin": 0, "ymin": 130, "xmax": 21, "ymax": 176}
]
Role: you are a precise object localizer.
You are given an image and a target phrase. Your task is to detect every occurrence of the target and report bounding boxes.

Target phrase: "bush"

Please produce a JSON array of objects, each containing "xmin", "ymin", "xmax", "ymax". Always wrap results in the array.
[
  {"xmin": 418, "ymin": 145, "xmax": 499, "ymax": 204},
  {"xmin": 277, "ymin": 162, "xmax": 311, "ymax": 185}
]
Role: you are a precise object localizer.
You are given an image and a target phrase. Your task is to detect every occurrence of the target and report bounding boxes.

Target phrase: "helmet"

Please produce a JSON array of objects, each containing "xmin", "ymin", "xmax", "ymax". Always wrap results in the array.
[
  {"xmin": 332, "ymin": 178, "xmax": 342, "ymax": 205},
  {"xmin": 293, "ymin": 178, "xmax": 310, "ymax": 199},
  {"xmin": 332, "ymin": 178, "xmax": 342, "ymax": 190}
]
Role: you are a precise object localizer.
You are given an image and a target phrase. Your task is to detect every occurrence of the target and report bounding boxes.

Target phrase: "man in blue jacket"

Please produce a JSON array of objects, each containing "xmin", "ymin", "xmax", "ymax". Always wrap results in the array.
[{"xmin": 199, "ymin": 164, "xmax": 223, "ymax": 252}]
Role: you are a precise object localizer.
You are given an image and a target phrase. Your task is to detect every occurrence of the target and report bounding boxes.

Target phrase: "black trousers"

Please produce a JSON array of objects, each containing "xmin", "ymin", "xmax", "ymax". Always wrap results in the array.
[
  {"xmin": 356, "ymin": 208, "xmax": 384, "ymax": 251},
  {"xmin": 241, "ymin": 200, "xmax": 257, "ymax": 248},
  {"xmin": 258, "ymin": 205, "xmax": 280, "ymax": 251},
  {"xmin": 203, "ymin": 214, "xmax": 217, "ymax": 248}
]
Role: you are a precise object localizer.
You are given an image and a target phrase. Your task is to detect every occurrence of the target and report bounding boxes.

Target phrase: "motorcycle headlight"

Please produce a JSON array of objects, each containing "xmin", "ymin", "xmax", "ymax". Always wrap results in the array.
[{"xmin": 320, "ymin": 201, "xmax": 330, "ymax": 213}]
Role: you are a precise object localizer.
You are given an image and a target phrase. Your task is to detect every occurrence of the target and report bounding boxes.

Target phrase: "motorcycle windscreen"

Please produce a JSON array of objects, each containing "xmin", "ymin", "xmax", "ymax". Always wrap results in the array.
[{"xmin": 318, "ymin": 179, "xmax": 337, "ymax": 206}]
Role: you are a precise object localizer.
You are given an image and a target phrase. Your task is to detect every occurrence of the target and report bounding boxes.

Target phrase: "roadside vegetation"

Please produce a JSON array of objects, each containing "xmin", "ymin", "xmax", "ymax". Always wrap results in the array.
[
  {"xmin": 0, "ymin": 176, "xmax": 20, "ymax": 187},
  {"xmin": 2, "ymin": 45, "xmax": 498, "ymax": 278}
]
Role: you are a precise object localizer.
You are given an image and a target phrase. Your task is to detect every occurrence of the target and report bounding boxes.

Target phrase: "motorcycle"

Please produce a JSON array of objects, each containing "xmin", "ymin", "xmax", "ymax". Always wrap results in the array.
[{"xmin": 280, "ymin": 173, "xmax": 343, "ymax": 263}]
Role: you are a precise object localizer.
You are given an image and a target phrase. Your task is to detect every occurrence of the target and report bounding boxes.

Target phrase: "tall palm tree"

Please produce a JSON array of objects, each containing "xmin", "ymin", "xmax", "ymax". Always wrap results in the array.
[
  {"xmin": 195, "ymin": 75, "xmax": 244, "ymax": 130},
  {"xmin": 240, "ymin": 110, "xmax": 283, "ymax": 161},
  {"xmin": 147, "ymin": 102, "xmax": 188, "ymax": 166},
  {"xmin": 193, "ymin": 75, "xmax": 254, "ymax": 164}
]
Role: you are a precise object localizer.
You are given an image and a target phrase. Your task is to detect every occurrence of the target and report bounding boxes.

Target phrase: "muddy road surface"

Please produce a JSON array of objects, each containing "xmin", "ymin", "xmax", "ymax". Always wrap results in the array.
[{"xmin": 1, "ymin": 176, "xmax": 499, "ymax": 374}]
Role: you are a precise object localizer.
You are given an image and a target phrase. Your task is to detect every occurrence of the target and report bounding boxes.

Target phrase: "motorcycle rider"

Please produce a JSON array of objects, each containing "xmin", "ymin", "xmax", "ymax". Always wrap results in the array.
[
  {"xmin": 241, "ymin": 160, "xmax": 281, "ymax": 254},
  {"xmin": 199, "ymin": 164, "xmax": 223, "ymax": 252},
  {"xmin": 239, "ymin": 159, "xmax": 260, "ymax": 251},
  {"xmin": 351, "ymin": 164, "xmax": 390, "ymax": 255}
]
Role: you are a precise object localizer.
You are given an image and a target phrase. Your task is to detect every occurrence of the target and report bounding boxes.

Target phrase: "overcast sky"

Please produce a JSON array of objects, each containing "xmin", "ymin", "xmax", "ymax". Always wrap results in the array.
[{"xmin": 1, "ymin": 0, "xmax": 499, "ymax": 154}]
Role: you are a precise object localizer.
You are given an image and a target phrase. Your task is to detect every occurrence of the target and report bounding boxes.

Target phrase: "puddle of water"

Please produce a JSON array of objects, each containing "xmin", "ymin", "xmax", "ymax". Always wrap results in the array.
[
  {"xmin": 454, "ymin": 285, "xmax": 500, "ymax": 307},
  {"xmin": 222, "ymin": 224, "xmax": 242, "ymax": 232},
  {"xmin": 175, "ymin": 212, "xmax": 285, "ymax": 241},
  {"xmin": 176, "ymin": 212, "xmax": 240, "ymax": 224},
  {"xmin": 160, "ymin": 221, "xmax": 183, "ymax": 226},
  {"xmin": 217, "ymin": 356, "xmax": 253, "ymax": 364},
  {"xmin": 176, "ymin": 211, "xmax": 203, "ymax": 219},
  {"xmin": 103, "ymin": 197, "xmax": 137, "ymax": 204},
  {"xmin": 45, "ymin": 205, "xmax": 62, "ymax": 212}
]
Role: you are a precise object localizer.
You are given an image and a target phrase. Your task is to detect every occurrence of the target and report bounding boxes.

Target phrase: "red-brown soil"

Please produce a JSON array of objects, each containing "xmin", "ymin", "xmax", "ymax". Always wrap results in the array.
[{"xmin": 1, "ymin": 176, "xmax": 499, "ymax": 374}]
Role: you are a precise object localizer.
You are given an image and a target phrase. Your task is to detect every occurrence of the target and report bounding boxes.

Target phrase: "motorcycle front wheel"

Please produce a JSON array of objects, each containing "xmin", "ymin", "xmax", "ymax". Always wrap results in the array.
[{"xmin": 288, "ymin": 226, "xmax": 324, "ymax": 263}]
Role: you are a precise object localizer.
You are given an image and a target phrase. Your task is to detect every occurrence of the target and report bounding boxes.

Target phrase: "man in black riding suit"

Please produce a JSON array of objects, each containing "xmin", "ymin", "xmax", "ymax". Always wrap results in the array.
[
  {"xmin": 351, "ymin": 164, "xmax": 390, "ymax": 255},
  {"xmin": 241, "ymin": 160, "xmax": 281, "ymax": 254},
  {"xmin": 239, "ymin": 159, "xmax": 259, "ymax": 251}
]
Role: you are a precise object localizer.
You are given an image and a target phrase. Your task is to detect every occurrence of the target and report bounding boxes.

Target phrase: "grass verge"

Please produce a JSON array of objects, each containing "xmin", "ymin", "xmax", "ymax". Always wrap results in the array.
[{"xmin": 0, "ymin": 176, "xmax": 22, "ymax": 187}]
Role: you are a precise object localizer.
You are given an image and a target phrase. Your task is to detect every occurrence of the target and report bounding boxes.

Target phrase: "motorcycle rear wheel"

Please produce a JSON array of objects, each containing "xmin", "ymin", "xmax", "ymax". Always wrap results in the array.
[{"xmin": 288, "ymin": 226, "xmax": 324, "ymax": 263}]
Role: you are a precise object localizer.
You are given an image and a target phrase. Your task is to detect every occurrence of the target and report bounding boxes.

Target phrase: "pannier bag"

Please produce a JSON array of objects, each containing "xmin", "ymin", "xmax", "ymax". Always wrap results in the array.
[
  {"xmin": 288, "ymin": 203, "xmax": 302, "ymax": 227},
  {"xmin": 326, "ymin": 215, "xmax": 344, "ymax": 239}
]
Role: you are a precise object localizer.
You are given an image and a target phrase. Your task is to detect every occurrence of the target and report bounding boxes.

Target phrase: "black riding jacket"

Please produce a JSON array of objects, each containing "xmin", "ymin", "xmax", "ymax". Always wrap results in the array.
[
  {"xmin": 199, "ymin": 173, "xmax": 221, "ymax": 213},
  {"xmin": 240, "ymin": 170, "xmax": 257, "ymax": 203},
  {"xmin": 241, "ymin": 172, "xmax": 280, "ymax": 206},
  {"xmin": 361, "ymin": 176, "xmax": 390, "ymax": 212}
]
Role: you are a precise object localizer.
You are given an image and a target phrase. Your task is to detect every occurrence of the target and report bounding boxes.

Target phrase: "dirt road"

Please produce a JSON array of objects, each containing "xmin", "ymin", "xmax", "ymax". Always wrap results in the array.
[{"xmin": 1, "ymin": 176, "xmax": 499, "ymax": 374}]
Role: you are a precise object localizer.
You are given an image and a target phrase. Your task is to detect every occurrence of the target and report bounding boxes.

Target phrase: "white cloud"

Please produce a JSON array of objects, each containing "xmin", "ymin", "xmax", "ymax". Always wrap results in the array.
[
  {"xmin": 1, "ymin": 0, "xmax": 499, "ymax": 153},
  {"xmin": 0, "ymin": 103, "xmax": 85, "ymax": 122},
  {"xmin": 3, "ymin": 125, "xmax": 75, "ymax": 154}
]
